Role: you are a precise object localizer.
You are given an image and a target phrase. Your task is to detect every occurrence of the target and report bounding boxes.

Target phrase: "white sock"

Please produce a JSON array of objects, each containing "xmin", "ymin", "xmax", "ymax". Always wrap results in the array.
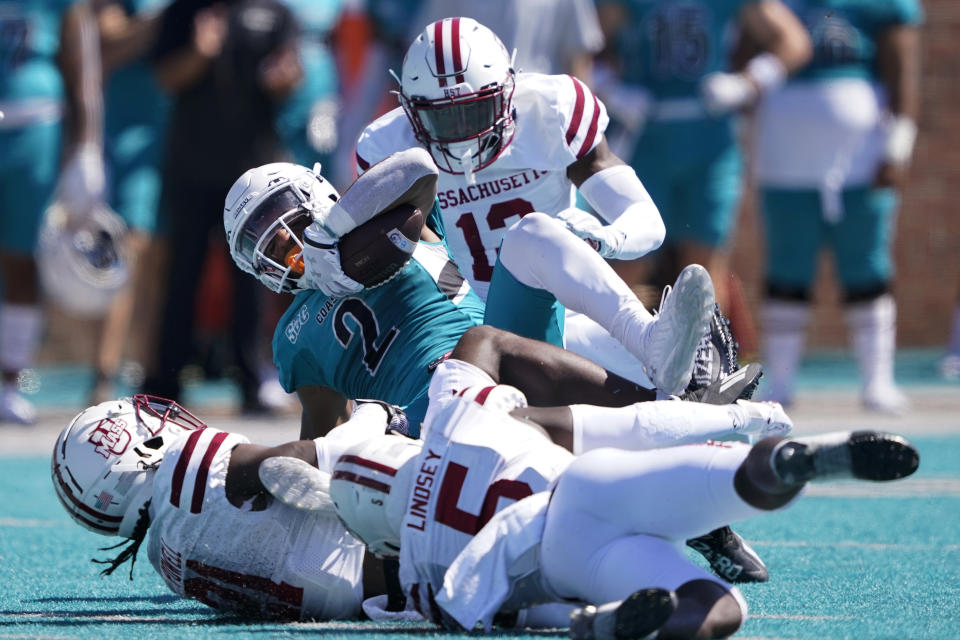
[
  {"xmin": 570, "ymin": 401, "xmax": 741, "ymax": 454},
  {"xmin": 499, "ymin": 213, "xmax": 653, "ymax": 341},
  {"xmin": 761, "ymin": 300, "xmax": 810, "ymax": 404},
  {"xmin": 0, "ymin": 304, "xmax": 43, "ymax": 375},
  {"xmin": 846, "ymin": 294, "xmax": 899, "ymax": 394}
]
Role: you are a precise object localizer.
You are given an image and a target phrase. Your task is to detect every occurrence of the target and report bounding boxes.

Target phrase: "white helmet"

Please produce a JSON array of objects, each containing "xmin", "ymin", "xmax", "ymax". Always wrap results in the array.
[
  {"xmin": 51, "ymin": 395, "xmax": 206, "ymax": 538},
  {"xmin": 329, "ymin": 435, "xmax": 422, "ymax": 557},
  {"xmin": 399, "ymin": 17, "xmax": 516, "ymax": 175},
  {"xmin": 36, "ymin": 202, "xmax": 130, "ymax": 317},
  {"xmin": 223, "ymin": 162, "xmax": 340, "ymax": 294}
]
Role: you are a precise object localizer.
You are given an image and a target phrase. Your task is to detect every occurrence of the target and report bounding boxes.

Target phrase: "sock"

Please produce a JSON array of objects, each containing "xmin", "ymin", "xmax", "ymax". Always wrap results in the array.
[
  {"xmin": 499, "ymin": 213, "xmax": 653, "ymax": 339},
  {"xmin": 845, "ymin": 294, "xmax": 899, "ymax": 395},
  {"xmin": 761, "ymin": 300, "xmax": 810, "ymax": 404},
  {"xmin": 570, "ymin": 401, "xmax": 741, "ymax": 454},
  {"xmin": 0, "ymin": 304, "xmax": 43, "ymax": 376}
]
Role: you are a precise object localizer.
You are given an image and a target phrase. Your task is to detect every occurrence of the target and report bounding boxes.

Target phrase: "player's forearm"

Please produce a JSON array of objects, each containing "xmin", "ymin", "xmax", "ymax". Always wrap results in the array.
[
  {"xmin": 877, "ymin": 25, "xmax": 921, "ymax": 120},
  {"xmin": 318, "ymin": 147, "xmax": 439, "ymax": 237},
  {"xmin": 741, "ymin": 0, "xmax": 812, "ymax": 75},
  {"xmin": 59, "ymin": 2, "xmax": 104, "ymax": 149},
  {"xmin": 97, "ymin": 5, "xmax": 164, "ymax": 75},
  {"xmin": 579, "ymin": 165, "xmax": 665, "ymax": 260}
]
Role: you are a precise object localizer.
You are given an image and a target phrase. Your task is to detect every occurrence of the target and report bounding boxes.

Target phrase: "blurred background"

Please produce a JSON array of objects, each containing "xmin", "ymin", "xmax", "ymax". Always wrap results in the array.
[{"xmin": 2, "ymin": 0, "xmax": 956, "ymax": 423}]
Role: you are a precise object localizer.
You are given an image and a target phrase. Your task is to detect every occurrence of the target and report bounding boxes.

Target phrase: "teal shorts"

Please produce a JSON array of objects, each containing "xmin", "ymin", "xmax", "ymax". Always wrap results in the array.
[
  {"xmin": 761, "ymin": 186, "xmax": 898, "ymax": 294},
  {"xmin": 0, "ymin": 121, "xmax": 61, "ymax": 253},
  {"xmin": 630, "ymin": 120, "xmax": 743, "ymax": 248},
  {"xmin": 484, "ymin": 256, "xmax": 566, "ymax": 347}
]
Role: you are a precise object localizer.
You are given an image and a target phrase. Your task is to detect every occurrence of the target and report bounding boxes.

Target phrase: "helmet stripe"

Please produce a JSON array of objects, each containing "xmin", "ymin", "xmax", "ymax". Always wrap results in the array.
[
  {"xmin": 339, "ymin": 454, "xmax": 398, "ymax": 476},
  {"xmin": 332, "ymin": 469, "xmax": 392, "ymax": 494},
  {"xmin": 450, "ymin": 17, "xmax": 465, "ymax": 84},
  {"xmin": 51, "ymin": 461, "xmax": 123, "ymax": 523},
  {"xmin": 52, "ymin": 487, "xmax": 120, "ymax": 533},
  {"xmin": 190, "ymin": 431, "xmax": 229, "ymax": 514},
  {"xmin": 433, "ymin": 21, "xmax": 447, "ymax": 88}
]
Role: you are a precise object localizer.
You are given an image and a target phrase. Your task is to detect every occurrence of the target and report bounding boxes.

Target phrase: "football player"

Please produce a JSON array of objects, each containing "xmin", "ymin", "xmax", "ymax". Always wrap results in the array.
[
  {"xmin": 594, "ymin": 0, "xmax": 811, "ymax": 311},
  {"xmin": 262, "ymin": 332, "xmax": 919, "ymax": 637},
  {"xmin": 343, "ymin": 17, "xmax": 709, "ymax": 387},
  {"xmin": 1, "ymin": 1, "xmax": 105, "ymax": 424},
  {"xmin": 53, "ymin": 325, "xmax": 787, "ymax": 622},
  {"xmin": 225, "ymin": 148, "xmax": 715, "ymax": 440},
  {"xmin": 749, "ymin": 0, "xmax": 922, "ymax": 414},
  {"xmin": 51, "ymin": 394, "xmax": 384, "ymax": 620}
]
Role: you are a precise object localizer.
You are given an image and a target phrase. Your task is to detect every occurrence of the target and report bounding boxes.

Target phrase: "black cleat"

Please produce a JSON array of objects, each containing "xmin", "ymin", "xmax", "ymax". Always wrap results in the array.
[
  {"xmin": 686, "ymin": 526, "xmax": 769, "ymax": 584},
  {"xmin": 569, "ymin": 588, "xmax": 678, "ymax": 640},
  {"xmin": 773, "ymin": 430, "xmax": 920, "ymax": 485}
]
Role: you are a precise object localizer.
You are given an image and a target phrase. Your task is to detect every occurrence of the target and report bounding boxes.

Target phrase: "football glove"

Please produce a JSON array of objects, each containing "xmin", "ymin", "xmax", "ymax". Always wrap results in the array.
[
  {"xmin": 556, "ymin": 207, "xmax": 626, "ymax": 259},
  {"xmin": 301, "ymin": 222, "xmax": 363, "ymax": 297},
  {"xmin": 699, "ymin": 72, "xmax": 756, "ymax": 116},
  {"xmin": 55, "ymin": 142, "xmax": 106, "ymax": 218}
]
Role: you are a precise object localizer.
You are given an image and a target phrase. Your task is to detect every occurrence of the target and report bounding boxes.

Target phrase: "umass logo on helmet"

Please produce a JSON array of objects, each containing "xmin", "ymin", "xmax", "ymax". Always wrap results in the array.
[{"xmin": 88, "ymin": 418, "xmax": 132, "ymax": 459}]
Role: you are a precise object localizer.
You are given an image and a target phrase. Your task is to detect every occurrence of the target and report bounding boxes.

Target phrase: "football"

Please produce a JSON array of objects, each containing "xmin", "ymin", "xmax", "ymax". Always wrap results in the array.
[{"xmin": 339, "ymin": 203, "xmax": 424, "ymax": 288}]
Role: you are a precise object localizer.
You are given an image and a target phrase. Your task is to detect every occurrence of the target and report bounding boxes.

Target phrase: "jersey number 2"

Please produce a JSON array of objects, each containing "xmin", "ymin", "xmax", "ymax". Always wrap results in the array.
[
  {"xmin": 455, "ymin": 198, "xmax": 535, "ymax": 282},
  {"xmin": 334, "ymin": 298, "xmax": 399, "ymax": 376}
]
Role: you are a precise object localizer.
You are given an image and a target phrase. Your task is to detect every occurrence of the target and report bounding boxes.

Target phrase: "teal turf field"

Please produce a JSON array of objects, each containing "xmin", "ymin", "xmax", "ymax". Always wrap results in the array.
[{"xmin": 2, "ymin": 351, "xmax": 958, "ymax": 640}]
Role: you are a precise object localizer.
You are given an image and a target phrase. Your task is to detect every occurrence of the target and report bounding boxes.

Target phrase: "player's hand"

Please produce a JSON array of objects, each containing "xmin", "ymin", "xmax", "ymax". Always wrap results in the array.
[
  {"xmin": 556, "ymin": 207, "xmax": 625, "ymax": 258},
  {"xmin": 300, "ymin": 223, "xmax": 364, "ymax": 297},
  {"xmin": 55, "ymin": 142, "xmax": 106, "ymax": 219},
  {"xmin": 700, "ymin": 72, "xmax": 757, "ymax": 116}
]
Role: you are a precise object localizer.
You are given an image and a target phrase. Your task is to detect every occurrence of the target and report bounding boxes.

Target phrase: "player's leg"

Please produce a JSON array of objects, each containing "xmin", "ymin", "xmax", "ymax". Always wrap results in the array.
[
  {"xmin": 495, "ymin": 212, "xmax": 714, "ymax": 395},
  {"xmin": 544, "ymin": 431, "xmax": 918, "ymax": 637},
  {"xmin": 834, "ymin": 186, "xmax": 907, "ymax": 414},
  {"xmin": 450, "ymin": 325, "xmax": 658, "ymax": 410},
  {"xmin": 759, "ymin": 188, "xmax": 821, "ymax": 405},
  {"xmin": 0, "ymin": 121, "xmax": 60, "ymax": 424}
]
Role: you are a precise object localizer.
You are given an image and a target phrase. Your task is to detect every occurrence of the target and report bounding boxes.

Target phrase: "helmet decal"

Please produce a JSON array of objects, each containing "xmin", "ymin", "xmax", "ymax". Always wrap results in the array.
[{"xmin": 88, "ymin": 417, "xmax": 133, "ymax": 459}]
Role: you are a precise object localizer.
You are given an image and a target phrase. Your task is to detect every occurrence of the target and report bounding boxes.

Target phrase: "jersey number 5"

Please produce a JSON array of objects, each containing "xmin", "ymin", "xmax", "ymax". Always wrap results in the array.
[
  {"xmin": 434, "ymin": 462, "xmax": 533, "ymax": 535},
  {"xmin": 455, "ymin": 198, "xmax": 535, "ymax": 282}
]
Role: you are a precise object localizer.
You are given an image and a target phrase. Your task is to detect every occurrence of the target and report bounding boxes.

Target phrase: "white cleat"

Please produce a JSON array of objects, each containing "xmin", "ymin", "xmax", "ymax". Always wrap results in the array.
[
  {"xmin": 733, "ymin": 399, "xmax": 793, "ymax": 438},
  {"xmin": 258, "ymin": 456, "xmax": 335, "ymax": 511},
  {"xmin": 637, "ymin": 264, "xmax": 715, "ymax": 396},
  {"xmin": 0, "ymin": 388, "xmax": 36, "ymax": 425}
]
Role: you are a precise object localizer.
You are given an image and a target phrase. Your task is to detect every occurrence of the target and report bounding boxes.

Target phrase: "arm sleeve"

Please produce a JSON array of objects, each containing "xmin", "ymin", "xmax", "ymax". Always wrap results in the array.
[
  {"xmin": 578, "ymin": 164, "xmax": 665, "ymax": 259},
  {"xmin": 313, "ymin": 403, "xmax": 390, "ymax": 472},
  {"xmin": 321, "ymin": 147, "xmax": 440, "ymax": 237}
]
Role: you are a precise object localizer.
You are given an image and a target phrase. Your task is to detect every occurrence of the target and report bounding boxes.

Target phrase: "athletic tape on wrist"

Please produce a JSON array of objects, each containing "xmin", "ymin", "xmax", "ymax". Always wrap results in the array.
[
  {"xmin": 746, "ymin": 52, "xmax": 787, "ymax": 94},
  {"xmin": 885, "ymin": 115, "xmax": 918, "ymax": 166}
]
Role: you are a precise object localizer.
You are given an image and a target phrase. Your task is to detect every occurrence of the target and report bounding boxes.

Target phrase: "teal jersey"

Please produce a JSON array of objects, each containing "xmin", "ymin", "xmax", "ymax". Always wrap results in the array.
[
  {"xmin": 0, "ymin": 1, "xmax": 76, "ymax": 101},
  {"xmin": 272, "ymin": 241, "xmax": 485, "ymax": 407},
  {"xmin": 600, "ymin": 0, "xmax": 756, "ymax": 99},
  {"xmin": 786, "ymin": 0, "xmax": 923, "ymax": 82},
  {"xmin": 105, "ymin": 1, "xmax": 171, "ymax": 136}
]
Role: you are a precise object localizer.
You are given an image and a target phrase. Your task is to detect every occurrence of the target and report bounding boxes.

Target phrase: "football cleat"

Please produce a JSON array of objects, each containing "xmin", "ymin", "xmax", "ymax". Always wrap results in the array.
[
  {"xmin": 772, "ymin": 430, "xmax": 920, "ymax": 485},
  {"xmin": 684, "ymin": 362, "xmax": 764, "ymax": 405},
  {"xmin": 686, "ymin": 526, "xmax": 769, "ymax": 584},
  {"xmin": 638, "ymin": 265, "xmax": 715, "ymax": 396},
  {"xmin": 569, "ymin": 588, "xmax": 678, "ymax": 640},
  {"xmin": 686, "ymin": 303, "xmax": 740, "ymax": 393}
]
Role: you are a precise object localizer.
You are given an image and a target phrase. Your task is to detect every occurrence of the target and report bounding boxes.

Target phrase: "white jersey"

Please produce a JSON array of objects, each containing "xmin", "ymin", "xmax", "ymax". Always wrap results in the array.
[
  {"xmin": 397, "ymin": 396, "xmax": 572, "ymax": 623},
  {"xmin": 147, "ymin": 428, "xmax": 365, "ymax": 621},
  {"xmin": 356, "ymin": 72, "xmax": 609, "ymax": 299}
]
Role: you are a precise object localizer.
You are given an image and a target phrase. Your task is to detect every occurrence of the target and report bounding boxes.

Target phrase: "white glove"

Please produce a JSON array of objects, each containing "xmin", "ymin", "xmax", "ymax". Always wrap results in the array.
[
  {"xmin": 301, "ymin": 222, "xmax": 364, "ymax": 297},
  {"xmin": 699, "ymin": 72, "xmax": 757, "ymax": 116},
  {"xmin": 556, "ymin": 207, "xmax": 626, "ymax": 259},
  {"xmin": 56, "ymin": 142, "xmax": 106, "ymax": 218}
]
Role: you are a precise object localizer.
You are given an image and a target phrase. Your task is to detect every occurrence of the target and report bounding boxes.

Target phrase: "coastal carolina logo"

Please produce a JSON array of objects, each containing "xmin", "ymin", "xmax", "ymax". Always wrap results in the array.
[
  {"xmin": 387, "ymin": 228, "xmax": 411, "ymax": 251},
  {"xmin": 285, "ymin": 304, "xmax": 311, "ymax": 344}
]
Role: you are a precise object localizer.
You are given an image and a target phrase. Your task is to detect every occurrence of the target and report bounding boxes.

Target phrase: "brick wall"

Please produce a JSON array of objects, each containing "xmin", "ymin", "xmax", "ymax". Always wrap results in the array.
[{"xmin": 730, "ymin": 0, "xmax": 960, "ymax": 348}]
